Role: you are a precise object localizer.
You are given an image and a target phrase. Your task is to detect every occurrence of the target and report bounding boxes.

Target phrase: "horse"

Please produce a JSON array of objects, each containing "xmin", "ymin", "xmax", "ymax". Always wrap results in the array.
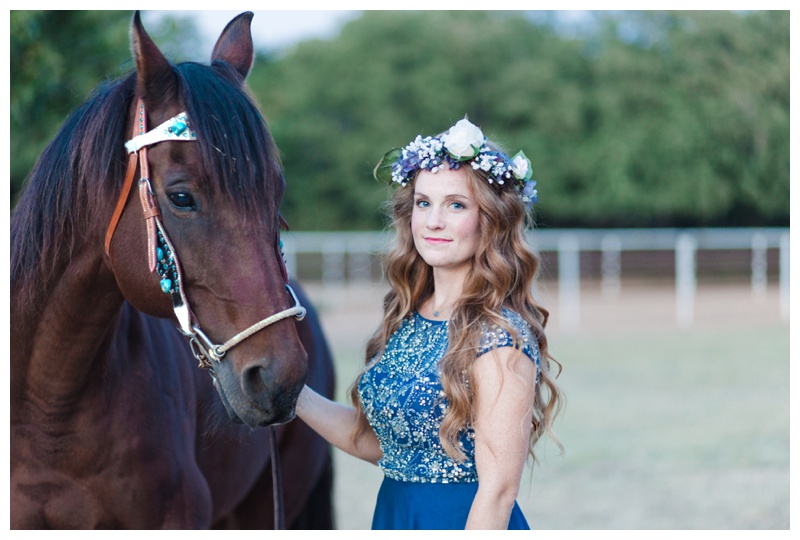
[{"xmin": 10, "ymin": 11, "xmax": 335, "ymax": 529}]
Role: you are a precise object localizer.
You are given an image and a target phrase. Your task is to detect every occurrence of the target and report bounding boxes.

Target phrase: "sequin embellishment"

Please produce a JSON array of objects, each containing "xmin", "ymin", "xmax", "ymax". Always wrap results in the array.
[{"xmin": 358, "ymin": 308, "xmax": 540, "ymax": 483}]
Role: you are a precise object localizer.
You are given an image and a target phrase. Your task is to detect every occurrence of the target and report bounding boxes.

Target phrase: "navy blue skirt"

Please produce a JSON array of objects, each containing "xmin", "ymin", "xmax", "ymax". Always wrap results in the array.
[{"xmin": 371, "ymin": 477, "xmax": 530, "ymax": 530}]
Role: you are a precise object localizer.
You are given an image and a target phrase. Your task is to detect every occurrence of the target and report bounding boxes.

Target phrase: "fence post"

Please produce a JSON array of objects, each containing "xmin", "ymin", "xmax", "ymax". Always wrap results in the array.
[
  {"xmin": 751, "ymin": 232, "xmax": 768, "ymax": 301},
  {"xmin": 558, "ymin": 234, "xmax": 580, "ymax": 334},
  {"xmin": 675, "ymin": 233, "xmax": 697, "ymax": 330},
  {"xmin": 780, "ymin": 232, "xmax": 789, "ymax": 323},
  {"xmin": 601, "ymin": 233, "xmax": 622, "ymax": 298},
  {"xmin": 322, "ymin": 239, "xmax": 345, "ymax": 286},
  {"xmin": 347, "ymin": 236, "xmax": 373, "ymax": 283}
]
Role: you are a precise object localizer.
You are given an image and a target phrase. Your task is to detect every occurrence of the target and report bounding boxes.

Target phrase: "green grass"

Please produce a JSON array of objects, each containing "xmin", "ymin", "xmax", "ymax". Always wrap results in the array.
[{"xmin": 516, "ymin": 324, "xmax": 790, "ymax": 529}]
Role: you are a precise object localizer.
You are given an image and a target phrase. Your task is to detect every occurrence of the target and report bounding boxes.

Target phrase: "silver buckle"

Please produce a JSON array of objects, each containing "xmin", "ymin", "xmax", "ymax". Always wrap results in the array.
[{"xmin": 186, "ymin": 326, "xmax": 224, "ymax": 369}]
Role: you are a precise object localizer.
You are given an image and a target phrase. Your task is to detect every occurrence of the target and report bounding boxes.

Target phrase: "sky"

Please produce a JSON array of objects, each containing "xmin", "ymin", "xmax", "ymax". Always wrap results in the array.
[
  {"xmin": 142, "ymin": 9, "xmax": 604, "ymax": 52},
  {"xmin": 137, "ymin": 7, "xmax": 627, "ymax": 54},
  {"xmin": 144, "ymin": 10, "xmax": 361, "ymax": 53}
]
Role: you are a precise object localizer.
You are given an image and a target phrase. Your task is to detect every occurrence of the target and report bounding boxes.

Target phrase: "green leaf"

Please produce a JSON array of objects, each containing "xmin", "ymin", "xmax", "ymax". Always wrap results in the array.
[{"xmin": 373, "ymin": 147, "xmax": 402, "ymax": 183}]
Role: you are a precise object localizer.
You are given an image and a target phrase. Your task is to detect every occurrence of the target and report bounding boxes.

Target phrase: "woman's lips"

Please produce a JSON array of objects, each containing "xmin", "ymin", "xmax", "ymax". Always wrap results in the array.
[{"xmin": 424, "ymin": 237, "xmax": 452, "ymax": 244}]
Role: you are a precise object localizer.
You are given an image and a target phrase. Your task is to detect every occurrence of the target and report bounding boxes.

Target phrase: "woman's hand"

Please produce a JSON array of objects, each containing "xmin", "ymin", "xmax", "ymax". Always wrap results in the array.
[{"xmin": 296, "ymin": 385, "xmax": 383, "ymax": 464}]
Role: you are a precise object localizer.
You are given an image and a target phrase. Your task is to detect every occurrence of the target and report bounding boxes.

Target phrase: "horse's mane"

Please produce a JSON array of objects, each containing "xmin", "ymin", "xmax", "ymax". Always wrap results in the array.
[{"xmin": 11, "ymin": 60, "xmax": 284, "ymax": 306}]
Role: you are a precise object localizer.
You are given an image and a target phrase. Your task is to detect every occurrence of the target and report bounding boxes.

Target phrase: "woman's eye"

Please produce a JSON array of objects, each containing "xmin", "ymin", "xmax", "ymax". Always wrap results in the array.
[
  {"xmin": 168, "ymin": 192, "xmax": 195, "ymax": 210},
  {"xmin": 451, "ymin": 201, "xmax": 465, "ymax": 210},
  {"xmin": 415, "ymin": 199, "xmax": 430, "ymax": 208}
]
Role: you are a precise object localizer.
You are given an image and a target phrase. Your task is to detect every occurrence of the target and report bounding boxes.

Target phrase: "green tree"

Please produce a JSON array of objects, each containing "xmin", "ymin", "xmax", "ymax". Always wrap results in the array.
[
  {"xmin": 249, "ymin": 10, "xmax": 788, "ymax": 230},
  {"xmin": 252, "ymin": 11, "xmax": 585, "ymax": 230},
  {"xmin": 546, "ymin": 10, "xmax": 790, "ymax": 227}
]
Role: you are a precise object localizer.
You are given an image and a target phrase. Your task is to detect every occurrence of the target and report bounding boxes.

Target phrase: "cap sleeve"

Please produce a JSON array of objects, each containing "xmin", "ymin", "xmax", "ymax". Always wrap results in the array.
[{"xmin": 477, "ymin": 309, "xmax": 540, "ymax": 377}]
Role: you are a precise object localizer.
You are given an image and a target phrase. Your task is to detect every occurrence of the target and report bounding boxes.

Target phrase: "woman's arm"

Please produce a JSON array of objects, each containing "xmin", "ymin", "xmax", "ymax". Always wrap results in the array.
[
  {"xmin": 295, "ymin": 385, "xmax": 384, "ymax": 464},
  {"xmin": 465, "ymin": 347, "xmax": 537, "ymax": 530}
]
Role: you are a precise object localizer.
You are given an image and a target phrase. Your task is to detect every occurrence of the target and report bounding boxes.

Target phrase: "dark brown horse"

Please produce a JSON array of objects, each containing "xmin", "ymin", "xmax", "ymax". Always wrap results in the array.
[{"xmin": 10, "ymin": 12, "xmax": 335, "ymax": 529}]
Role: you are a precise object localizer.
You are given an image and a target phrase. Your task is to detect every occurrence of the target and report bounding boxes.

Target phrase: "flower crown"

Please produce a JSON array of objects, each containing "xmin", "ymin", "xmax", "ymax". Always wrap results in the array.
[{"xmin": 373, "ymin": 118, "xmax": 538, "ymax": 207}]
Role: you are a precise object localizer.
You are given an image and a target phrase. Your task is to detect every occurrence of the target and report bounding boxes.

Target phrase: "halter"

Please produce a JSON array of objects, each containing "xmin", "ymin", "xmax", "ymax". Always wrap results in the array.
[
  {"xmin": 104, "ymin": 100, "xmax": 307, "ymax": 370},
  {"xmin": 105, "ymin": 100, "xmax": 299, "ymax": 529}
]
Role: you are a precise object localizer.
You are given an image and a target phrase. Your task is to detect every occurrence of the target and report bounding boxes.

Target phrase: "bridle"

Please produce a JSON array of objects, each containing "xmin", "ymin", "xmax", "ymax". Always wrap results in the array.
[
  {"xmin": 104, "ymin": 99, "xmax": 300, "ymax": 528},
  {"xmin": 105, "ymin": 100, "xmax": 306, "ymax": 370}
]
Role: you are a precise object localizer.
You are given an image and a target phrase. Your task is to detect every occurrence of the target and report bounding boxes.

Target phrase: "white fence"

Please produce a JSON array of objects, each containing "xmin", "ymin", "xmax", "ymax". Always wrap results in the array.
[{"xmin": 281, "ymin": 228, "xmax": 789, "ymax": 331}]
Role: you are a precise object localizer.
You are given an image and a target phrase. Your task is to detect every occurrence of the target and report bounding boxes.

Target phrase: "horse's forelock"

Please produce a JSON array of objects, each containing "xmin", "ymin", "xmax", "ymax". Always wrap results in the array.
[{"xmin": 176, "ymin": 61, "xmax": 284, "ymax": 229}]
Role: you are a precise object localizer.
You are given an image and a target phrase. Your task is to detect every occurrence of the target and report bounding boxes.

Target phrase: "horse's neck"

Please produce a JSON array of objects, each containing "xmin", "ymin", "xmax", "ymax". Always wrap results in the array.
[{"xmin": 12, "ymin": 246, "xmax": 124, "ymax": 407}]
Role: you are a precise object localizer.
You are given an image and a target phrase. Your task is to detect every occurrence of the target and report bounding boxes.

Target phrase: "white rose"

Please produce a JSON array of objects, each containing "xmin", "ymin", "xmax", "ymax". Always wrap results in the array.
[
  {"xmin": 512, "ymin": 155, "xmax": 529, "ymax": 178},
  {"xmin": 441, "ymin": 118, "xmax": 484, "ymax": 160}
]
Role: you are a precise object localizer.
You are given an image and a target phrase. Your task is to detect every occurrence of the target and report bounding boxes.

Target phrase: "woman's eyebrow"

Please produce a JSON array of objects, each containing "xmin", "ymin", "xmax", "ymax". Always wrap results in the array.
[{"xmin": 414, "ymin": 191, "xmax": 472, "ymax": 200}]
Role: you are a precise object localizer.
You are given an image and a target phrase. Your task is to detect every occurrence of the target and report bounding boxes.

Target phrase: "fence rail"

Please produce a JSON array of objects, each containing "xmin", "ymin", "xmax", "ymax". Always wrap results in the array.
[{"xmin": 281, "ymin": 227, "xmax": 789, "ymax": 331}]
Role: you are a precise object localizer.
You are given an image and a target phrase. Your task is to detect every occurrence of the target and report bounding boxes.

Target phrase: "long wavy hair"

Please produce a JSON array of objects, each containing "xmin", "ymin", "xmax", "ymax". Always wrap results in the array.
[{"xmin": 350, "ymin": 146, "xmax": 563, "ymax": 464}]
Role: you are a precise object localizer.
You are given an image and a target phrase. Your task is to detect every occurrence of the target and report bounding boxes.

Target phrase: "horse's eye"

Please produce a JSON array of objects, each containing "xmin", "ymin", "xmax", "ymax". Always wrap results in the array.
[{"xmin": 168, "ymin": 192, "xmax": 195, "ymax": 210}]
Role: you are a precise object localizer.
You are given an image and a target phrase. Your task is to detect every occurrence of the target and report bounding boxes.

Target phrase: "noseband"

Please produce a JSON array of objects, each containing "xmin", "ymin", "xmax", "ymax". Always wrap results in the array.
[{"xmin": 105, "ymin": 100, "xmax": 306, "ymax": 371}]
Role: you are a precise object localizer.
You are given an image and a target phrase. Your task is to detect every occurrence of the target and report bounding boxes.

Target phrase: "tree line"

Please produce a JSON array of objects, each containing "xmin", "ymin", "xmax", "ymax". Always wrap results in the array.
[{"xmin": 11, "ymin": 10, "xmax": 789, "ymax": 230}]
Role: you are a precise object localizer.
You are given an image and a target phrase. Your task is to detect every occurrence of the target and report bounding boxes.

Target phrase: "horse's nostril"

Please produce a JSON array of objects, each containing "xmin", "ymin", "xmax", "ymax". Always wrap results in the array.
[
  {"xmin": 239, "ymin": 361, "xmax": 303, "ymax": 421},
  {"xmin": 242, "ymin": 362, "xmax": 288, "ymax": 403},
  {"xmin": 242, "ymin": 363, "xmax": 269, "ymax": 396}
]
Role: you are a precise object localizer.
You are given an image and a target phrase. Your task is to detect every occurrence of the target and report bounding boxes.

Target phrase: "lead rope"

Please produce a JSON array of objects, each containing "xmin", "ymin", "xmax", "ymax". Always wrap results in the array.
[{"xmin": 269, "ymin": 426, "xmax": 285, "ymax": 529}]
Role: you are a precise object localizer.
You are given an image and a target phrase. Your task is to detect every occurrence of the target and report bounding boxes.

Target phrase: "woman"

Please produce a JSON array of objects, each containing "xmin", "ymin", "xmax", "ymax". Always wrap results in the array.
[{"xmin": 296, "ymin": 118, "xmax": 563, "ymax": 530}]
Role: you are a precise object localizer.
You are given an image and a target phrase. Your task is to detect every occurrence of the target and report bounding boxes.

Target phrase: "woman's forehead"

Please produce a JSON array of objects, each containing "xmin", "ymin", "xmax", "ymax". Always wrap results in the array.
[{"xmin": 414, "ymin": 167, "xmax": 474, "ymax": 198}]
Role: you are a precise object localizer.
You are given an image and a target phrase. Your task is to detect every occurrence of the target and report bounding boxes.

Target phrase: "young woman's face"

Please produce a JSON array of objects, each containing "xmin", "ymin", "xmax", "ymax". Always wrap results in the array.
[{"xmin": 411, "ymin": 165, "xmax": 481, "ymax": 275}]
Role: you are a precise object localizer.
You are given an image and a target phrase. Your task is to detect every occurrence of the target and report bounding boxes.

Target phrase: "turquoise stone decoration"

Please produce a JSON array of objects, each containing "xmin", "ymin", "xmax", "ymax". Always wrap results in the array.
[
  {"xmin": 169, "ymin": 120, "xmax": 187, "ymax": 136},
  {"xmin": 155, "ymin": 229, "xmax": 179, "ymax": 295}
]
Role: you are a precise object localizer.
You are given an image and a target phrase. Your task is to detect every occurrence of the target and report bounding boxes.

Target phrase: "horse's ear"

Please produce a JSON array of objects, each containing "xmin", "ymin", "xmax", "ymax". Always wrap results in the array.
[
  {"xmin": 131, "ymin": 11, "xmax": 176, "ymax": 102},
  {"xmin": 211, "ymin": 12, "xmax": 255, "ymax": 81},
  {"xmin": 131, "ymin": 11, "xmax": 177, "ymax": 104}
]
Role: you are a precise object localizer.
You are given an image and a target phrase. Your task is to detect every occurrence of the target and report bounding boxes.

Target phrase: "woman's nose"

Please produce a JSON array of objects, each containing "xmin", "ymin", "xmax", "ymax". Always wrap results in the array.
[{"xmin": 426, "ymin": 206, "xmax": 445, "ymax": 229}]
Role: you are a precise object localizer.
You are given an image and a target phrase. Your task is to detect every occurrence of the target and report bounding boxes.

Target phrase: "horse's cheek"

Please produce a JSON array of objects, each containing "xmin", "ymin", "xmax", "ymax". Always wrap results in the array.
[{"xmin": 109, "ymin": 235, "xmax": 174, "ymax": 318}]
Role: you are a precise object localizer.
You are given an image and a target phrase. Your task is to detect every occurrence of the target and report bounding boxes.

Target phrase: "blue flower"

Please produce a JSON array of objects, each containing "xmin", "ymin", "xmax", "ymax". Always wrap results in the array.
[{"xmin": 521, "ymin": 180, "xmax": 538, "ymax": 208}]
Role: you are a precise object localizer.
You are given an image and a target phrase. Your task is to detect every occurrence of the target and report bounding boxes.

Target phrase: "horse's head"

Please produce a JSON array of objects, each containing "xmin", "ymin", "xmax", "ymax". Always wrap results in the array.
[{"xmin": 106, "ymin": 12, "xmax": 308, "ymax": 427}]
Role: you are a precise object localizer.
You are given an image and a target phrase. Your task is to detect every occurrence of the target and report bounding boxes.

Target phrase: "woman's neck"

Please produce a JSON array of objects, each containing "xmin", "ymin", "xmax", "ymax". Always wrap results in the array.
[{"xmin": 424, "ymin": 266, "xmax": 469, "ymax": 319}]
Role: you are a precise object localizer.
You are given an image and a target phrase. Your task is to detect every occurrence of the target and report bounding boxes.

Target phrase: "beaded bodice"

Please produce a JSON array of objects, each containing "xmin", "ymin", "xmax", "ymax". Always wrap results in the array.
[{"xmin": 357, "ymin": 308, "xmax": 540, "ymax": 483}]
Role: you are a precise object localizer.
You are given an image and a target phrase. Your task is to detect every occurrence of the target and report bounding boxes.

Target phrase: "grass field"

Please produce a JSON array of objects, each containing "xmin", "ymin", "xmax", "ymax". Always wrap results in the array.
[{"xmin": 300, "ymin": 280, "xmax": 790, "ymax": 530}]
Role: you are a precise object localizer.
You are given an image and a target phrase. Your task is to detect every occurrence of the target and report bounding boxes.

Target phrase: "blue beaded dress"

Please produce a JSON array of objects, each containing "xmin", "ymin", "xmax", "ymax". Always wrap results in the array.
[{"xmin": 358, "ymin": 308, "xmax": 540, "ymax": 530}]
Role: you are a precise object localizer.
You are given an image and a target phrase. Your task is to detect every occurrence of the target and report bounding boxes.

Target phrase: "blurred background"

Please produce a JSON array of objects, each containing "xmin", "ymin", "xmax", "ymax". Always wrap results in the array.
[{"xmin": 9, "ymin": 10, "xmax": 790, "ymax": 529}]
